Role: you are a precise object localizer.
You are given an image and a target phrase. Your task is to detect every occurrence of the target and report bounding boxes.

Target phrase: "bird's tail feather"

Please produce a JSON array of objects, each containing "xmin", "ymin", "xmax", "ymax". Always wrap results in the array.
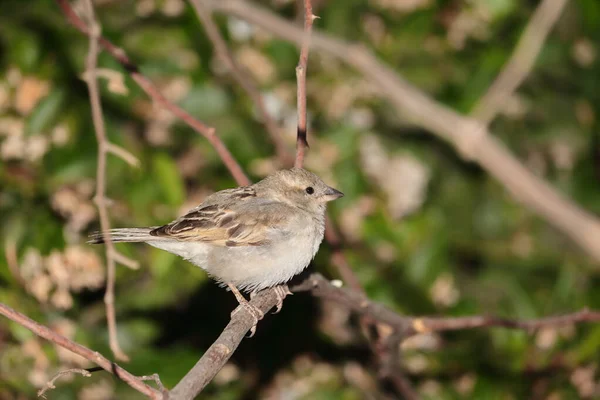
[{"xmin": 88, "ymin": 227, "xmax": 158, "ymax": 244}]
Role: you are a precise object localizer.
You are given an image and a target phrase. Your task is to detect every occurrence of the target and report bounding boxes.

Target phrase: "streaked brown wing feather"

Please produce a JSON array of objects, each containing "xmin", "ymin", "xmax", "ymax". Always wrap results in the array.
[{"xmin": 149, "ymin": 186, "xmax": 287, "ymax": 247}]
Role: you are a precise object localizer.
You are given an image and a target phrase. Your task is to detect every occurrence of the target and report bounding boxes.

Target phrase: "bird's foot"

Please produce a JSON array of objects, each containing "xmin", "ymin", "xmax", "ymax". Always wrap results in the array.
[
  {"xmin": 228, "ymin": 283, "xmax": 264, "ymax": 337},
  {"xmin": 231, "ymin": 300, "xmax": 264, "ymax": 337},
  {"xmin": 271, "ymin": 285, "xmax": 292, "ymax": 314},
  {"xmin": 249, "ymin": 285, "xmax": 291, "ymax": 314}
]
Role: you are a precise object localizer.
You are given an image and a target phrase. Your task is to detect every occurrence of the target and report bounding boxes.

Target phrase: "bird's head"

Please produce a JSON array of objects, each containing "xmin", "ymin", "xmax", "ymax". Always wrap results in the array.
[{"xmin": 258, "ymin": 168, "xmax": 344, "ymax": 213}]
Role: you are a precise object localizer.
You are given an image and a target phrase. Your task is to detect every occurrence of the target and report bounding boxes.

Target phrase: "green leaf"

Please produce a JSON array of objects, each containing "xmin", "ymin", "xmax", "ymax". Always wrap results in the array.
[
  {"xmin": 574, "ymin": 325, "xmax": 600, "ymax": 363},
  {"xmin": 25, "ymin": 89, "xmax": 65, "ymax": 135},
  {"xmin": 9, "ymin": 29, "xmax": 41, "ymax": 71}
]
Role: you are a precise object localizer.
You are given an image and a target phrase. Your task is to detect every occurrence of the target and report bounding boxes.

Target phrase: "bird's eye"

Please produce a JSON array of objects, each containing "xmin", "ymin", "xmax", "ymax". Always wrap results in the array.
[{"xmin": 305, "ymin": 187, "xmax": 315, "ymax": 195}]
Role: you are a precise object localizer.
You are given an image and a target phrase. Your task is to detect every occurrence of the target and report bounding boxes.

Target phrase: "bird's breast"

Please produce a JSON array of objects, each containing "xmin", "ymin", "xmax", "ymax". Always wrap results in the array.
[{"xmin": 183, "ymin": 212, "xmax": 326, "ymax": 292}]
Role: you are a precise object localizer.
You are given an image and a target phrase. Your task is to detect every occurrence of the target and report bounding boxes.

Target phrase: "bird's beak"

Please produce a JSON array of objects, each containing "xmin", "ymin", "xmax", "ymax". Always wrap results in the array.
[{"xmin": 323, "ymin": 186, "xmax": 344, "ymax": 202}]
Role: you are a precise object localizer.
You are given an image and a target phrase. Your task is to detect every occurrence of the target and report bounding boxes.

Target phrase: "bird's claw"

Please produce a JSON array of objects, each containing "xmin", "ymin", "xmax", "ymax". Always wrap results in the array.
[
  {"xmin": 231, "ymin": 301, "xmax": 264, "ymax": 337},
  {"xmin": 272, "ymin": 285, "xmax": 292, "ymax": 314}
]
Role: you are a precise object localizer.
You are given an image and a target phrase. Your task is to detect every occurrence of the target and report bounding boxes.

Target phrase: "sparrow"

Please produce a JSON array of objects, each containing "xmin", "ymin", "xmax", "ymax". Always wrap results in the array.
[{"xmin": 89, "ymin": 168, "xmax": 343, "ymax": 334}]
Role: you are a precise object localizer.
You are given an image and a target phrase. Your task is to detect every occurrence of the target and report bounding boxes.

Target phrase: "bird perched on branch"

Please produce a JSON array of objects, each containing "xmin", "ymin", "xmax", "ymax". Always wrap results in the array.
[{"xmin": 89, "ymin": 168, "xmax": 343, "ymax": 334}]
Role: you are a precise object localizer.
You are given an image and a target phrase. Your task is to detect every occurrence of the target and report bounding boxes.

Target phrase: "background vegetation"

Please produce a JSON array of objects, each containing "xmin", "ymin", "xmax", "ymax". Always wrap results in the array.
[{"xmin": 1, "ymin": 0, "xmax": 599, "ymax": 398}]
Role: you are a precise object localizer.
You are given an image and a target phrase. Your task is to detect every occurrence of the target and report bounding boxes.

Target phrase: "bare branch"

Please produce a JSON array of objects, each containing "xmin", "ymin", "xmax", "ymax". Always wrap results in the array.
[
  {"xmin": 0, "ymin": 303, "xmax": 161, "ymax": 399},
  {"xmin": 188, "ymin": 0, "xmax": 293, "ymax": 166},
  {"xmin": 294, "ymin": 0, "xmax": 315, "ymax": 168},
  {"xmin": 292, "ymin": 274, "xmax": 600, "ymax": 335},
  {"xmin": 207, "ymin": 0, "xmax": 600, "ymax": 263},
  {"xmin": 471, "ymin": 0, "xmax": 570, "ymax": 124},
  {"xmin": 81, "ymin": 0, "xmax": 128, "ymax": 362},
  {"xmin": 170, "ymin": 289, "xmax": 281, "ymax": 400}
]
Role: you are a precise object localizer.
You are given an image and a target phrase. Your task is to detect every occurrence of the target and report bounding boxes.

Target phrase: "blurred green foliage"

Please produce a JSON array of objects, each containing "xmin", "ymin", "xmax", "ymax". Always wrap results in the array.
[{"xmin": 0, "ymin": 0, "xmax": 599, "ymax": 398}]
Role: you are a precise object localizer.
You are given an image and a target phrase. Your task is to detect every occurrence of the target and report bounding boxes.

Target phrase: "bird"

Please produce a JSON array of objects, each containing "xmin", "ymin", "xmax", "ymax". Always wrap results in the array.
[{"xmin": 89, "ymin": 168, "xmax": 343, "ymax": 334}]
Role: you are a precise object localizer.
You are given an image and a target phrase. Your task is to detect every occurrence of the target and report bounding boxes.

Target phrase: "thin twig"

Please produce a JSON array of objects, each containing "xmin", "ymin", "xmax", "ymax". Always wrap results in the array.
[
  {"xmin": 188, "ymin": 0, "xmax": 293, "ymax": 166},
  {"xmin": 411, "ymin": 310, "xmax": 600, "ymax": 333},
  {"xmin": 208, "ymin": 0, "xmax": 600, "ymax": 263},
  {"xmin": 81, "ymin": 0, "xmax": 129, "ymax": 362},
  {"xmin": 38, "ymin": 368, "xmax": 93, "ymax": 398},
  {"xmin": 0, "ymin": 303, "xmax": 161, "ymax": 399},
  {"xmin": 294, "ymin": 0, "xmax": 315, "ymax": 168},
  {"xmin": 471, "ymin": 0, "xmax": 570, "ymax": 124}
]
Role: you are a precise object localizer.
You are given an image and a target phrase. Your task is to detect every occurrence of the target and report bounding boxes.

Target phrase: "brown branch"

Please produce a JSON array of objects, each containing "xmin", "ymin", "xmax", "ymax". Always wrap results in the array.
[
  {"xmin": 294, "ymin": 0, "xmax": 315, "ymax": 168},
  {"xmin": 207, "ymin": 0, "xmax": 600, "ymax": 263},
  {"xmin": 411, "ymin": 310, "xmax": 600, "ymax": 333},
  {"xmin": 292, "ymin": 274, "xmax": 600, "ymax": 335},
  {"xmin": 0, "ymin": 303, "xmax": 161, "ymax": 399},
  {"xmin": 55, "ymin": 0, "xmax": 250, "ymax": 187},
  {"xmin": 471, "ymin": 0, "xmax": 570, "ymax": 124},
  {"xmin": 188, "ymin": 0, "xmax": 293, "ymax": 166},
  {"xmin": 170, "ymin": 289, "xmax": 280, "ymax": 400},
  {"xmin": 81, "ymin": 0, "xmax": 128, "ymax": 362}
]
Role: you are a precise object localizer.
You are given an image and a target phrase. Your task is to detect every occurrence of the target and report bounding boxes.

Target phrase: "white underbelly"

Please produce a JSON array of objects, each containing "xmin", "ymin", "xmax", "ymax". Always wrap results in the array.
[{"xmin": 148, "ymin": 229, "xmax": 322, "ymax": 292}]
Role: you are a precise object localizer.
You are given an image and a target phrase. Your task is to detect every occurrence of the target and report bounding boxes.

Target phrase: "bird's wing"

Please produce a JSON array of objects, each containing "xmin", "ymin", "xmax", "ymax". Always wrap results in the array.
[{"xmin": 149, "ymin": 187, "xmax": 290, "ymax": 247}]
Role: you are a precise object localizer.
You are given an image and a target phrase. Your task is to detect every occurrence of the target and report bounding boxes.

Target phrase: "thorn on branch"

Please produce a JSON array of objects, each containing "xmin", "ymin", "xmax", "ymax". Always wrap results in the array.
[
  {"xmin": 106, "ymin": 142, "xmax": 140, "ymax": 168},
  {"xmin": 138, "ymin": 373, "xmax": 168, "ymax": 395},
  {"xmin": 112, "ymin": 250, "xmax": 140, "ymax": 270},
  {"xmin": 37, "ymin": 368, "xmax": 94, "ymax": 399},
  {"xmin": 411, "ymin": 318, "xmax": 429, "ymax": 334}
]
